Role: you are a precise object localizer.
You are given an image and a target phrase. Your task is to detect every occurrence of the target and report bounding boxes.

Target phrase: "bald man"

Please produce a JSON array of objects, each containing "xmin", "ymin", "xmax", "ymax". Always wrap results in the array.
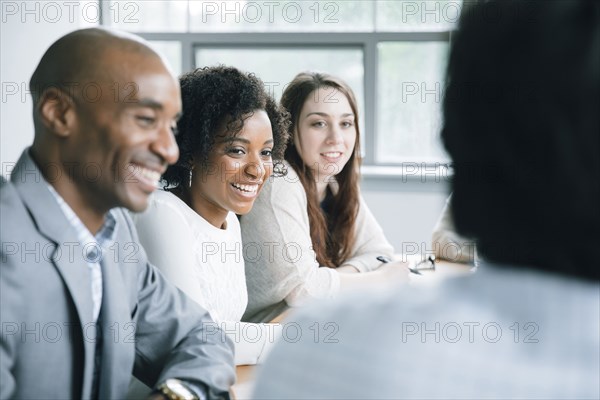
[{"xmin": 0, "ymin": 29, "xmax": 235, "ymax": 399}]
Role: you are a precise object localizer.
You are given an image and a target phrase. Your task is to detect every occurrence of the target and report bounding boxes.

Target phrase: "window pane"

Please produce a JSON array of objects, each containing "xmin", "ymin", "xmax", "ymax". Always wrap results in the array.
[
  {"xmin": 106, "ymin": 1, "xmax": 187, "ymax": 32},
  {"xmin": 149, "ymin": 41, "xmax": 182, "ymax": 76},
  {"xmin": 196, "ymin": 47, "xmax": 363, "ymax": 102},
  {"xmin": 376, "ymin": 0, "xmax": 462, "ymax": 32},
  {"xmin": 196, "ymin": 47, "xmax": 364, "ymax": 143},
  {"xmin": 190, "ymin": 1, "xmax": 373, "ymax": 32},
  {"xmin": 377, "ymin": 42, "xmax": 448, "ymax": 163}
]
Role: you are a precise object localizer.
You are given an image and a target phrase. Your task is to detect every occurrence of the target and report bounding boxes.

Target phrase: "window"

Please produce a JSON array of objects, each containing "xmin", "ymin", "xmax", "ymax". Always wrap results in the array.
[
  {"xmin": 151, "ymin": 41, "xmax": 183, "ymax": 75},
  {"xmin": 195, "ymin": 46, "xmax": 365, "ymax": 135},
  {"xmin": 102, "ymin": 0, "xmax": 463, "ymax": 166},
  {"xmin": 195, "ymin": 47, "xmax": 363, "ymax": 102},
  {"xmin": 377, "ymin": 42, "xmax": 448, "ymax": 163}
]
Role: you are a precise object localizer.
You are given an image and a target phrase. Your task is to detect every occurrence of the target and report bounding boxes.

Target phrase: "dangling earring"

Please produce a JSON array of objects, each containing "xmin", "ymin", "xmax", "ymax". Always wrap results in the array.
[{"xmin": 188, "ymin": 165, "xmax": 194, "ymax": 188}]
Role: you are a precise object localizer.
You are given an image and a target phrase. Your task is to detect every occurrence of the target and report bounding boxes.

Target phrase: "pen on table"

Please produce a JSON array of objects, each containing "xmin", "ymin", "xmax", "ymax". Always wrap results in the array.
[{"xmin": 376, "ymin": 255, "xmax": 421, "ymax": 275}]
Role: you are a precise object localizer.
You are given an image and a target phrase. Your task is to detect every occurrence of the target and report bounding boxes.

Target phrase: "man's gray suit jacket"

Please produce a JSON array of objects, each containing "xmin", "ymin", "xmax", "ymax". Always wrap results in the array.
[{"xmin": 0, "ymin": 151, "xmax": 235, "ymax": 399}]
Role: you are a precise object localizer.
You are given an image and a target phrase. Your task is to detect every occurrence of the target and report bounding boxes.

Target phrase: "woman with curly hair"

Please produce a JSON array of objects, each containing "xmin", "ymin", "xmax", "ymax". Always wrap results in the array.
[
  {"xmin": 133, "ymin": 65, "xmax": 290, "ymax": 364},
  {"xmin": 240, "ymin": 72, "xmax": 408, "ymax": 323}
]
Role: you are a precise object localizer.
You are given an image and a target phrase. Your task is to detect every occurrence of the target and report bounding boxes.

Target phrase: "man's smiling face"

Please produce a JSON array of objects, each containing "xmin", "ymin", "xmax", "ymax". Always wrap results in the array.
[{"xmin": 64, "ymin": 49, "xmax": 181, "ymax": 213}]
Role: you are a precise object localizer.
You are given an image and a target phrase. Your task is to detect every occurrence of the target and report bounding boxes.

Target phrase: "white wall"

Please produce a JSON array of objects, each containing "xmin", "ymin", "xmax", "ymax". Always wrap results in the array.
[
  {"xmin": 0, "ymin": 1, "xmax": 96, "ymax": 174},
  {"xmin": 361, "ymin": 177, "xmax": 449, "ymax": 255},
  {"xmin": 0, "ymin": 1, "xmax": 449, "ymax": 248}
]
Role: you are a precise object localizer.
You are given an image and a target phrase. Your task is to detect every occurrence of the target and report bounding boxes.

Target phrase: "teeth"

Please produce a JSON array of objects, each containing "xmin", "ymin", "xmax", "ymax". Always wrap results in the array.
[
  {"xmin": 322, "ymin": 152, "xmax": 342, "ymax": 158},
  {"xmin": 231, "ymin": 183, "xmax": 258, "ymax": 193},
  {"xmin": 134, "ymin": 165, "xmax": 161, "ymax": 186}
]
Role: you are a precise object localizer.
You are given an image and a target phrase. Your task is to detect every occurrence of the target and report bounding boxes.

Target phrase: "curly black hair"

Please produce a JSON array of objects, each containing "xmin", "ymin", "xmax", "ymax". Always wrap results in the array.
[{"xmin": 163, "ymin": 65, "xmax": 290, "ymax": 189}]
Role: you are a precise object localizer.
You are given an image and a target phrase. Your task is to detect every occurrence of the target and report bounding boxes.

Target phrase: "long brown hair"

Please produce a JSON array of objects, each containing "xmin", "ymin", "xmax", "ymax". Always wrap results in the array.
[{"xmin": 280, "ymin": 72, "xmax": 361, "ymax": 268}]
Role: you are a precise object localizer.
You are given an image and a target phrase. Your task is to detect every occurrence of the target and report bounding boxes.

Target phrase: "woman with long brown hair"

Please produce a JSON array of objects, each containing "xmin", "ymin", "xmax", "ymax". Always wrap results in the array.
[{"xmin": 240, "ymin": 72, "xmax": 408, "ymax": 323}]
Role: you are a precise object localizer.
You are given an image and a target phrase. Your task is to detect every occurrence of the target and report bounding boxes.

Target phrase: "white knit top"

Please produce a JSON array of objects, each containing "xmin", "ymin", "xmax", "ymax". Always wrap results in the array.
[
  {"xmin": 240, "ymin": 163, "xmax": 395, "ymax": 322},
  {"xmin": 133, "ymin": 190, "xmax": 274, "ymax": 365}
]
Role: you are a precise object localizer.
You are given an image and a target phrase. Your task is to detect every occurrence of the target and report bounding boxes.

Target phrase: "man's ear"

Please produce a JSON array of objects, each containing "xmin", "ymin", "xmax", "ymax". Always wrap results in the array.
[{"xmin": 38, "ymin": 87, "xmax": 77, "ymax": 138}]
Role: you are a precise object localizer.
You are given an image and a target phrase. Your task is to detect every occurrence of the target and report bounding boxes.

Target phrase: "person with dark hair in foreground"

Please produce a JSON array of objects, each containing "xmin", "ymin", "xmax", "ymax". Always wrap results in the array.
[
  {"xmin": 0, "ymin": 29, "xmax": 235, "ymax": 399},
  {"xmin": 252, "ymin": 1, "xmax": 600, "ymax": 398}
]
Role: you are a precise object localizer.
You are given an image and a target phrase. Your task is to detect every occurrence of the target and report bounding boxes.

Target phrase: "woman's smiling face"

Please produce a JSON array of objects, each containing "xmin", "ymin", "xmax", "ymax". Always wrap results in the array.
[
  {"xmin": 294, "ymin": 87, "xmax": 357, "ymax": 181},
  {"xmin": 190, "ymin": 110, "xmax": 274, "ymax": 228}
]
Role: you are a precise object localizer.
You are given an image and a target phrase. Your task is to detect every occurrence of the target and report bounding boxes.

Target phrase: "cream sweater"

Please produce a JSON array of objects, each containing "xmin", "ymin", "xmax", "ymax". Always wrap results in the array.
[
  {"xmin": 240, "ymin": 164, "xmax": 394, "ymax": 322},
  {"xmin": 133, "ymin": 190, "xmax": 277, "ymax": 365}
]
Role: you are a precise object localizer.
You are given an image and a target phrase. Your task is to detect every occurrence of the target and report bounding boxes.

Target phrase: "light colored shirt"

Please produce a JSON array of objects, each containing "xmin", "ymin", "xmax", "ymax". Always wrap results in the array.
[
  {"xmin": 240, "ymin": 164, "xmax": 395, "ymax": 322},
  {"xmin": 133, "ymin": 190, "xmax": 277, "ymax": 365},
  {"xmin": 46, "ymin": 184, "xmax": 118, "ymax": 398},
  {"xmin": 47, "ymin": 184, "xmax": 116, "ymax": 322},
  {"xmin": 253, "ymin": 263, "xmax": 600, "ymax": 399}
]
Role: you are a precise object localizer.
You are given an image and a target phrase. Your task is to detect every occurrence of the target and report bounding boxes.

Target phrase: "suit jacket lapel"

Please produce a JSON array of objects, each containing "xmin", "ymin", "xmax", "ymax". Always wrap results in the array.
[
  {"xmin": 11, "ymin": 150, "xmax": 97, "ymax": 397},
  {"xmin": 97, "ymin": 243, "xmax": 136, "ymax": 399}
]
